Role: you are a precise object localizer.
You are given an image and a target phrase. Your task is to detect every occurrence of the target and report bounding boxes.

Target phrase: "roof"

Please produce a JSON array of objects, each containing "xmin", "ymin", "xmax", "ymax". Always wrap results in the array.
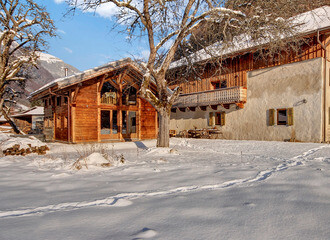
[
  {"xmin": 29, "ymin": 58, "xmax": 146, "ymax": 98},
  {"xmin": 12, "ymin": 107, "xmax": 44, "ymax": 117},
  {"xmin": 170, "ymin": 6, "xmax": 330, "ymax": 69}
]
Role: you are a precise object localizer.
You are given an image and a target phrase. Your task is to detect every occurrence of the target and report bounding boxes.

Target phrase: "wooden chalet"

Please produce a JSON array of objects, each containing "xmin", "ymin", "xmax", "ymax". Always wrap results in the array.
[
  {"xmin": 168, "ymin": 6, "xmax": 330, "ymax": 142},
  {"xmin": 29, "ymin": 58, "xmax": 158, "ymax": 143}
]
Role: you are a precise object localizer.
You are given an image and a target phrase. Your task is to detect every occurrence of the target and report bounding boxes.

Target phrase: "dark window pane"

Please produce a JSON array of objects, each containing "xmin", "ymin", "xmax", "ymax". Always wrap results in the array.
[
  {"xmin": 122, "ymin": 111, "xmax": 127, "ymax": 134},
  {"xmin": 129, "ymin": 111, "xmax": 136, "ymax": 133},
  {"xmin": 101, "ymin": 110, "xmax": 110, "ymax": 134},
  {"xmin": 278, "ymin": 109, "xmax": 287, "ymax": 125},
  {"xmin": 112, "ymin": 110, "xmax": 118, "ymax": 134},
  {"xmin": 57, "ymin": 96, "xmax": 61, "ymax": 106},
  {"xmin": 216, "ymin": 112, "xmax": 221, "ymax": 125}
]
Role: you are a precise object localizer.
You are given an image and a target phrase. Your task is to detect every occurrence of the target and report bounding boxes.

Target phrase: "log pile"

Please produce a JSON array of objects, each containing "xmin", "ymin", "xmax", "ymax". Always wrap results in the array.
[{"xmin": 3, "ymin": 144, "xmax": 49, "ymax": 156}]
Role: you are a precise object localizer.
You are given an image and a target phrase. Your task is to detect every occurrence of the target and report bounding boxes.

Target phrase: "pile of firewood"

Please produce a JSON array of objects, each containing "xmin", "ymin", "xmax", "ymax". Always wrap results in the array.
[{"xmin": 3, "ymin": 144, "xmax": 49, "ymax": 156}]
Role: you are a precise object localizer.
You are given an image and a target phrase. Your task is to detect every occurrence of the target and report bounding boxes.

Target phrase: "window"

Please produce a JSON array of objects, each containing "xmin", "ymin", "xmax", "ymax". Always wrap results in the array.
[
  {"xmin": 122, "ymin": 86, "xmax": 137, "ymax": 105},
  {"xmin": 215, "ymin": 112, "xmax": 225, "ymax": 126},
  {"xmin": 44, "ymin": 99, "xmax": 48, "ymax": 108},
  {"xmin": 211, "ymin": 80, "xmax": 227, "ymax": 90},
  {"xmin": 220, "ymin": 80, "xmax": 227, "ymax": 88},
  {"xmin": 209, "ymin": 112, "xmax": 225, "ymax": 126},
  {"xmin": 271, "ymin": 108, "xmax": 294, "ymax": 126},
  {"xmin": 101, "ymin": 111, "xmax": 111, "ymax": 134},
  {"xmin": 56, "ymin": 96, "xmax": 61, "ymax": 107},
  {"xmin": 64, "ymin": 97, "xmax": 68, "ymax": 104},
  {"xmin": 122, "ymin": 111, "xmax": 127, "ymax": 134},
  {"xmin": 128, "ymin": 111, "xmax": 136, "ymax": 133},
  {"xmin": 101, "ymin": 81, "xmax": 117, "ymax": 105},
  {"xmin": 112, "ymin": 110, "xmax": 118, "ymax": 134},
  {"xmin": 277, "ymin": 109, "xmax": 287, "ymax": 125},
  {"xmin": 212, "ymin": 82, "xmax": 220, "ymax": 89}
]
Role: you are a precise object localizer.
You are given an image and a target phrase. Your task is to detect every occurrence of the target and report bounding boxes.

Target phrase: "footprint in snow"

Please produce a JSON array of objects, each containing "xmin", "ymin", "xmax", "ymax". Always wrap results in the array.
[
  {"xmin": 243, "ymin": 202, "xmax": 256, "ymax": 207},
  {"xmin": 132, "ymin": 228, "xmax": 158, "ymax": 239}
]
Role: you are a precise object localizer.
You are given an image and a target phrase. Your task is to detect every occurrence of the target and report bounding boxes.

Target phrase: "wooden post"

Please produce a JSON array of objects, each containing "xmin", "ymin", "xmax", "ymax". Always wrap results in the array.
[
  {"xmin": 71, "ymin": 91, "xmax": 76, "ymax": 143},
  {"xmin": 138, "ymin": 97, "xmax": 142, "ymax": 140},
  {"xmin": 97, "ymin": 82, "xmax": 101, "ymax": 142},
  {"xmin": 119, "ymin": 81, "xmax": 123, "ymax": 141}
]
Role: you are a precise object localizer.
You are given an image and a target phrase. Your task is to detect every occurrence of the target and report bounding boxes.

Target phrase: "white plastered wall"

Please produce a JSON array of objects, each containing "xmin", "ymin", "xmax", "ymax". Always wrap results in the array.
[{"xmin": 170, "ymin": 57, "xmax": 324, "ymax": 142}]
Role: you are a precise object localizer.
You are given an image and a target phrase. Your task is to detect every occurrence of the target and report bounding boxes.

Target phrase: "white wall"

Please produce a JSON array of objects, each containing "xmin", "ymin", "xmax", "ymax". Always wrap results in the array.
[{"xmin": 170, "ymin": 57, "xmax": 324, "ymax": 142}]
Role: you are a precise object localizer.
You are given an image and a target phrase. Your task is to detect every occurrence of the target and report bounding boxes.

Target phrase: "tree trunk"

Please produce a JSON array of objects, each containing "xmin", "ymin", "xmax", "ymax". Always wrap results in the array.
[{"xmin": 157, "ymin": 107, "xmax": 170, "ymax": 148}]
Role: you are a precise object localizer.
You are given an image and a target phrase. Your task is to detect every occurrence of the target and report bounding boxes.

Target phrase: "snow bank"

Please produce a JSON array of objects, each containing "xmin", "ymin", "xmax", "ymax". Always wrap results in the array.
[{"xmin": 1, "ymin": 136, "xmax": 46, "ymax": 150}]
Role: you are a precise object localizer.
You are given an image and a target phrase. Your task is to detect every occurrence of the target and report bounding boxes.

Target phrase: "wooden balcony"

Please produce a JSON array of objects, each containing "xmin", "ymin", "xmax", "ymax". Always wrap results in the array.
[{"xmin": 173, "ymin": 86, "xmax": 247, "ymax": 108}]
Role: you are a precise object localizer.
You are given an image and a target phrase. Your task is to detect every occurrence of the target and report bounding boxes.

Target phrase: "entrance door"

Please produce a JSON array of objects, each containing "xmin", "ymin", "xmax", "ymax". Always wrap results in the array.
[
  {"xmin": 122, "ymin": 111, "xmax": 137, "ymax": 140},
  {"xmin": 100, "ymin": 110, "xmax": 119, "ymax": 140}
]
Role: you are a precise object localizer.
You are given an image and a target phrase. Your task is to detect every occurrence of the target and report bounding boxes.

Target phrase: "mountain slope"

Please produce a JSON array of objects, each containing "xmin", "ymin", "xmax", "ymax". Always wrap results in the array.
[{"xmin": 14, "ymin": 52, "xmax": 81, "ymax": 109}]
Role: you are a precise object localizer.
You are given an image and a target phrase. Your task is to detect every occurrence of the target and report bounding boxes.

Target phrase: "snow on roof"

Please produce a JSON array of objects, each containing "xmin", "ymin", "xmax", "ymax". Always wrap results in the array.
[
  {"xmin": 12, "ymin": 107, "xmax": 44, "ymax": 117},
  {"xmin": 170, "ymin": 6, "xmax": 330, "ymax": 69},
  {"xmin": 29, "ymin": 58, "xmax": 145, "ymax": 98}
]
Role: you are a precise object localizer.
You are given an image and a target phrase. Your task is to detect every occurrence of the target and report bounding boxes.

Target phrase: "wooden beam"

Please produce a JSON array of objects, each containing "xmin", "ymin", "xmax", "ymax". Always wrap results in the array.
[
  {"xmin": 118, "ymin": 69, "xmax": 129, "ymax": 84},
  {"xmin": 98, "ymin": 75, "xmax": 106, "ymax": 92},
  {"xmin": 210, "ymin": 105, "xmax": 218, "ymax": 110},
  {"xmin": 223, "ymin": 104, "xmax": 230, "ymax": 109},
  {"xmin": 71, "ymin": 83, "xmax": 82, "ymax": 104}
]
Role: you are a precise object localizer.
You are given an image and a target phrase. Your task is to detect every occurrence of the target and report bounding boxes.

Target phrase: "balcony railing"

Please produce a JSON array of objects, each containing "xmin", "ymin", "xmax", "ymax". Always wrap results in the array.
[{"xmin": 174, "ymin": 86, "xmax": 247, "ymax": 108}]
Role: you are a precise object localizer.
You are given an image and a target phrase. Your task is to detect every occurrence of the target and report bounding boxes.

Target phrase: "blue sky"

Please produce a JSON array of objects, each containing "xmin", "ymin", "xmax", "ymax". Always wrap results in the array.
[{"xmin": 38, "ymin": 0, "xmax": 149, "ymax": 71}]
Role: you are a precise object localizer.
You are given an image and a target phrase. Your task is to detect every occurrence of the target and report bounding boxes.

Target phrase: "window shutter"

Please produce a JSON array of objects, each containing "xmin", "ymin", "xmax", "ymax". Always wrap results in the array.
[
  {"xmin": 209, "ymin": 112, "xmax": 215, "ymax": 126},
  {"xmin": 221, "ymin": 112, "xmax": 226, "ymax": 126},
  {"xmin": 287, "ymin": 108, "xmax": 294, "ymax": 126},
  {"xmin": 269, "ymin": 109, "xmax": 275, "ymax": 126}
]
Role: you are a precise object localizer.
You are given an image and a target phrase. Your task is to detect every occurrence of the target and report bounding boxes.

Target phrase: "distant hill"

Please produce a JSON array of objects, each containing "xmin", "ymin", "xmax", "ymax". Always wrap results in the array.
[{"xmin": 12, "ymin": 52, "xmax": 81, "ymax": 109}]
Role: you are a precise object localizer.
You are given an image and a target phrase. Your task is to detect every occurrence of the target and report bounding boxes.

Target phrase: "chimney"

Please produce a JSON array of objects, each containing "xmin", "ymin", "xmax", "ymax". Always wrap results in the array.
[{"xmin": 64, "ymin": 68, "xmax": 68, "ymax": 77}]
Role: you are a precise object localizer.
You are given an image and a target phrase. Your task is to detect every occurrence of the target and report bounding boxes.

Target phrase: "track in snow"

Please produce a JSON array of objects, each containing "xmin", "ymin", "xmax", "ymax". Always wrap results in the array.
[{"xmin": 0, "ymin": 145, "xmax": 326, "ymax": 219}]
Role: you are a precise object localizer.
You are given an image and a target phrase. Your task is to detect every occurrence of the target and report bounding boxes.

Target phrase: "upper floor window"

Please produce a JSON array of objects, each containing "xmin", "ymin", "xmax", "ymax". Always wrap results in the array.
[
  {"xmin": 101, "ymin": 81, "xmax": 118, "ymax": 105},
  {"xmin": 122, "ymin": 86, "xmax": 137, "ymax": 105},
  {"xmin": 211, "ymin": 80, "xmax": 227, "ymax": 90}
]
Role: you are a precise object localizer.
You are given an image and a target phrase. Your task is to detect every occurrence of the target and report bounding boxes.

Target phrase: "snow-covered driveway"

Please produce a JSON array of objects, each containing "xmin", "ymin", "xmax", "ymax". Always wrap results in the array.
[{"xmin": 0, "ymin": 138, "xmax": 329, "ymax": 239}]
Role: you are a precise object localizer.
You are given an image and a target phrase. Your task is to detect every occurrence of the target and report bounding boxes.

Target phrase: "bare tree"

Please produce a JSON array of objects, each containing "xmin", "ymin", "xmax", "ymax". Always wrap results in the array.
[
  {"xmin": 0, "ymin": 0, "xmax": 56, "ymax": 133},
  {"xmin": 68, "ymin": 0, "xmax": 327, "ymax": 147}
]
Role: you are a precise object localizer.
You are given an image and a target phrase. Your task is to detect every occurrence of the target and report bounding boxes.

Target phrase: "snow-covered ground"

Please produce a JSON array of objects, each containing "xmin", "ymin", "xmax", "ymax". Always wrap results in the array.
[{"xmin": 0, "ymin": 135, "xmax": 329, "ymax": 240}]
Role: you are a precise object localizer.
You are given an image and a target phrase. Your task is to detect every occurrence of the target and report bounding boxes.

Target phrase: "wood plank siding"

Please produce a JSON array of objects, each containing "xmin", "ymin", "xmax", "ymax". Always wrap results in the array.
[
  {"xmin": 169, "ymin": 34, "xmax": 328, "ymax": 95},
  {"xmin": 32, "ymin": 61, "xmax": 158, "ymax": 143}
]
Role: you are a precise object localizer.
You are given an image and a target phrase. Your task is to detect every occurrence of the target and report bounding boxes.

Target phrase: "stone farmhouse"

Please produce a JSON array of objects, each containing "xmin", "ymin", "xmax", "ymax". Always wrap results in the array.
[{"xmin": 168, "ymin": 6, "xmax": 330, "ymax": 143}]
